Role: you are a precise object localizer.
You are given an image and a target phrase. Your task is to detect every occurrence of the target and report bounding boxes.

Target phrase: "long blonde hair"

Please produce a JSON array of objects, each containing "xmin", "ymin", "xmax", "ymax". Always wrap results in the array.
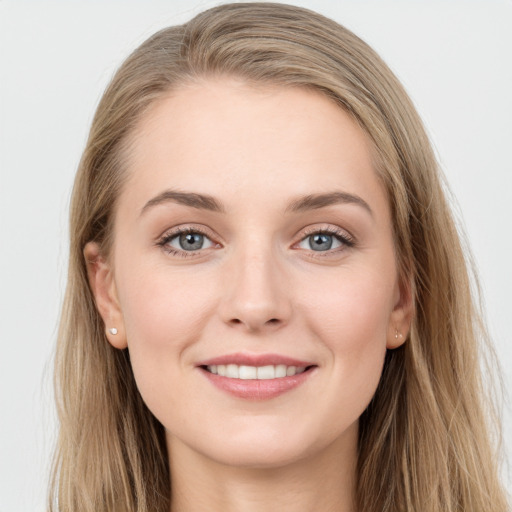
[{"xmin": 49, "ymin": 3, "xmax": 509, "ymax": 511}]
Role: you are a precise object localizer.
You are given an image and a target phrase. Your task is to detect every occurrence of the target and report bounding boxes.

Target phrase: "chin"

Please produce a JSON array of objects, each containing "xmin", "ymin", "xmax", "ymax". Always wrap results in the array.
[
  {"xmin": 206, "ymin": 440, "xmax": 313, "ymax": 470},
  {"xmin": 187, "ymin": 420, "xmax": 351, "ymax": 470}
]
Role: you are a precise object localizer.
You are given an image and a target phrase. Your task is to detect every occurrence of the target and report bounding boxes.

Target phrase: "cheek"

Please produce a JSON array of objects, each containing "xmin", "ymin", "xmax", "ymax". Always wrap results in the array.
[
  {"xmin": 298, "ymin": 264, "xmax": 395, "ymax": 401},
  {"xmin": 118, "ymin": 261, "xmax": 215, "ymax": 343},
  {"xmin": 114, "ymin": 262, "xmax": 219, "ymax": 400},
  {"xmin": 301, "ymin": 265, "xmax": 395, "ymax": 343}
]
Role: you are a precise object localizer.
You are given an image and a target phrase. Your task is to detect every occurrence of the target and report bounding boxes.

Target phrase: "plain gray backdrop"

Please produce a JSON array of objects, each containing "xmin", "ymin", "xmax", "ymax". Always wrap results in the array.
[{"xmin": 1, "ymin": 1, "xmax": 511, "ymax": 510}]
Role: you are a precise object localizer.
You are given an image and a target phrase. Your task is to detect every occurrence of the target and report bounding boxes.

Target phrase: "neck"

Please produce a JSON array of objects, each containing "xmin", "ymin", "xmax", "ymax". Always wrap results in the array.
[{"xmin": 168, "ymin": 425, "xmax": 358, "ymax": 512}]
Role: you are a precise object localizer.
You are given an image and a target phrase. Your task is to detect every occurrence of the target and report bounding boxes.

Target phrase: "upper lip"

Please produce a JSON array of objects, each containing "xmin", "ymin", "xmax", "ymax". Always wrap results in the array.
[{"xmin": 196, "ymin": 352, "xmax": 316, "ymax": 368}]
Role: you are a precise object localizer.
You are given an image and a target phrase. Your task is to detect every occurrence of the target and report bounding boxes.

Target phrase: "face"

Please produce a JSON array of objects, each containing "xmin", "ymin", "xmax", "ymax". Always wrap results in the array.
[{"xmin": 86, "ymin": 79, "xmax": 410, "ymax": 470}]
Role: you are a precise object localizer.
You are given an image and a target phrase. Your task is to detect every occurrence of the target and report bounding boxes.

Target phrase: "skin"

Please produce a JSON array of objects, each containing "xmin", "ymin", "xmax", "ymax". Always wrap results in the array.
[{"xmin": 85, "ymin": 79, "xmax": 412, "ymax": 512}]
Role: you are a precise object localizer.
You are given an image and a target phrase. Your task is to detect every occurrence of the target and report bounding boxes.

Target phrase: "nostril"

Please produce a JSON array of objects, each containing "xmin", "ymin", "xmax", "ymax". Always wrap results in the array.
[
  {"xmin": 231, "ymin": 318, "xmax": 279, "ymax": 324},
  {"xmin": 228, "ymin": 317, "xmax": 284, "ymax": 331}
]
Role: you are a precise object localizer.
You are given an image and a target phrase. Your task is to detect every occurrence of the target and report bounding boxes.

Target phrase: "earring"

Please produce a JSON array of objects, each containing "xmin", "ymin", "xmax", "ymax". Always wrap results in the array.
[
  {"xmin": 108, "ymin": 327, "xmax": 118, "ymax": 335},
  {"xmin": 395, "ymin": 329, "xmax": 403, "ymax": 340}
]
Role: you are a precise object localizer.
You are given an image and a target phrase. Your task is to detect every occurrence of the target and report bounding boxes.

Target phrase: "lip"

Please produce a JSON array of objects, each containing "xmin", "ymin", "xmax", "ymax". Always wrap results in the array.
[
  {"xmin": 196, "ymin": 352, "xmax": 317, "ymax": 400},
  {"xmin": 196, "ymin": 352, "xmax": 314, "ymax": 368}
]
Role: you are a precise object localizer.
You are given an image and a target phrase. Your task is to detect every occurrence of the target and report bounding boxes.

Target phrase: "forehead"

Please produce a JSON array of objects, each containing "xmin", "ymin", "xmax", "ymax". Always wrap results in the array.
[{"xmin": 120, "ymin": 78, "xmax": 387, "ymax": 217}]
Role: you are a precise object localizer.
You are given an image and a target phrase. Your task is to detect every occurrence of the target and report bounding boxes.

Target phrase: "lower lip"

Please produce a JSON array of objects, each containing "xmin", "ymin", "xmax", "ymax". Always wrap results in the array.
[{"xmin": 200, "ymin": 367, "xmax": 315, "ymax": 400}]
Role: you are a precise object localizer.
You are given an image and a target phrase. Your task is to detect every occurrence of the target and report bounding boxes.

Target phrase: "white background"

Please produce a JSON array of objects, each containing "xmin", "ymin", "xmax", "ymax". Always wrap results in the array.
[{"xmin": 0, "ymin": 1, "xmax": 511, "ymax": 510}]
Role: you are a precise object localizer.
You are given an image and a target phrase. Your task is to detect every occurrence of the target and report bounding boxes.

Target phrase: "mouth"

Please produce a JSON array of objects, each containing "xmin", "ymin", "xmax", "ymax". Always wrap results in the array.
[
  {"xmin": 201, "ymin": 363, "xmax": 313, "ymax": 379},
  {"xmin": 197, "ymin": 353, "xmax": 317, "ymax": 399}
]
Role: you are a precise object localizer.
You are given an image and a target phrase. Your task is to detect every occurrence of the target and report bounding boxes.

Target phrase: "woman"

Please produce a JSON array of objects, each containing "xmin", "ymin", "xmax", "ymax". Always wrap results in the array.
[{"xmin": 49, "ymin": 3, "xmax": 509, "ymax": 511}]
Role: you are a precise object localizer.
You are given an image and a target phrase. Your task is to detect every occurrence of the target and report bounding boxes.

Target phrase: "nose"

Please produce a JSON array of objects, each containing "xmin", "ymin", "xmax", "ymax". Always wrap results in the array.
[{"xmin": 218, "ymin": 245, "xmax": 292, "ymax": 333}]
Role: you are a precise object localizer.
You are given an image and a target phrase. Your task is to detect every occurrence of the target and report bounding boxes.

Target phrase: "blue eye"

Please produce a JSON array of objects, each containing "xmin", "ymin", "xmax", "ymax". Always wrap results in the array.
[
  {"xmin": 163, "ymin": 230, "xmax": 214, "ymax": 252},
  {"xmin": 300, "ymin": 233, "xmax": 341, "ymax": 251},
  {"xmin": 158, "ymin": 226, "xmax": 352, "ymax": 257},
  {"xmin": 297, "ymin": 229, "xmax": 353, "ymax": 253},
  {"xmin": 179, "ymin": 233, "xmax": 206, "ymax": 251},
  {"xmin": 308, "ymin": 233, "xmax": 336, "ymax": 251}
]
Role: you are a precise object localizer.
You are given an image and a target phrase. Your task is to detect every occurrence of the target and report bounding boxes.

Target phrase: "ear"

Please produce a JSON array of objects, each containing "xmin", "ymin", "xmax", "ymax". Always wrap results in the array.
[
  {"xmin": 386, "ymin": 276, "xmax": 414, "ymax": 349},
  {"xmin": 84, "ymin": 241, "xmax": 127, "ymax": 349}
]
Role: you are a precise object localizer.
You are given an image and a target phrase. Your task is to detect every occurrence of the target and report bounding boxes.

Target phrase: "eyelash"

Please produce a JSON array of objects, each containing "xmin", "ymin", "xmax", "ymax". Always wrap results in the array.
[
  {"xmin": 156, "ymin": 226, "xmax": 215, "ymax": 258},
  {"xmin": 156, "ymin": 225, "xmax": 355, "ymax": 259},
  {"xmin": 298, "ymin": 226, "xmax": 355, "ymax": 257}
]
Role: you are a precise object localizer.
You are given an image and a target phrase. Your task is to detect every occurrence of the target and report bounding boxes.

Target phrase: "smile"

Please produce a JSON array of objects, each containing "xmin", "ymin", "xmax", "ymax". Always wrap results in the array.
[
  {"xmin": 197, "ymin": 353, "xmax": 317, "ymax": 400},
  {"xmin": 206, "ymin": 364, "xmax": 307, "ymax": 379}
]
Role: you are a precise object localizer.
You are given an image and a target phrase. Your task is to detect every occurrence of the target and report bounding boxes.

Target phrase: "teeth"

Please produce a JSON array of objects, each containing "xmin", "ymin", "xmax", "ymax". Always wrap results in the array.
[
  {"xmin": 257, "ymin": 365, "xmax": 275, "ymax": 380},
  {"xmin": 239, "ymin": 365, "xmax": 257, "ymax": 379},
  {"xmin": 286, "ymin": 365, "xmax": 296, "ymax": 376},
  {"xmin": 275, "ymin": 364, "xmax": 287, "ymax": 378},
  {"xmin": 226, "ymin": 364, "xmax": 239, "ymax": 379},
  {"xmin": 206, "ymin": 364, "xmax": 307, "ymax": 379}
]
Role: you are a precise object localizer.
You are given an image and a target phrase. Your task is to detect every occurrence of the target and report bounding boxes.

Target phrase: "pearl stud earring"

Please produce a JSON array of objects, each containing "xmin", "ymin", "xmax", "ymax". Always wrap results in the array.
[{"xmin": 108, "ymin": 328, "xmax": 118, "ymax": 335}]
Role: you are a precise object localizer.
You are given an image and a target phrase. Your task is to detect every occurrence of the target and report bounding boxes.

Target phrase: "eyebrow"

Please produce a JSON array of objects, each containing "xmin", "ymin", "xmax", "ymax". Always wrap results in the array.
[
  {"xmin": 140, "ymin": 189, "xmax": 372, "ymax": 217},
  {"xmin": 141, "ymin": 190, "xmax": 226, "ymax": 215},
  {"xmin": 285, "ymin": 191, "xmax": 373, "ymax": 217}
]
